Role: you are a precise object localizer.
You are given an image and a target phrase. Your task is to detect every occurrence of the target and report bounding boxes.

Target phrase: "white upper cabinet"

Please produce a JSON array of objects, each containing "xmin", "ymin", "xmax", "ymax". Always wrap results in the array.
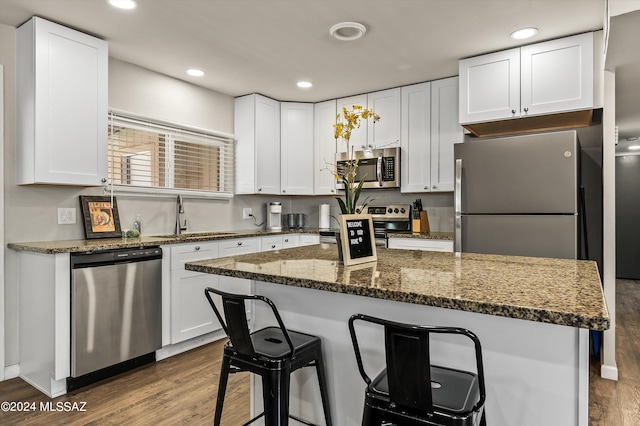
[
  {"xmin": 401, "ymin": 82, "xmax": 432, "ymax": 193},
  {"xmin": 430, "ymin": 77, "xmax": 463, "ymax": 192},
  {"xmin": 459, "ymin": 48, "xmax": 520, "ymax": 124},
  {"xmin": 314, "ymin": 100, "xmax": 338, "ymax": 195},
  {"xmin": 336, "ymin": 94, "xmax": 367, "ymax": 153},
  {"xmin": 336, "ymin": 90, "xmax": 401, "ymax": 153},
  {"xmin": 401, "ymin": 77, "xmax": 462, "ymax": 193},
  {"xmin": 520, "ymin": 33, "xmax": 593, "ymax": 116},
  {"xmin": 281, "ymin": 102, "xmax": 314, "ymax": 195},
  {"xmin": 459, "ymin": 32, "xmax": 594, "ymax": 125},
  {"xmin": 366, "ymin": 88, "xmax": 401, "ymax": 149},
  {"xmin": 235, "ymin": 94, "xmax": 281, "ymax": 194},
  {"xmin": 16, "ymin": 17, "xmax": 108, "ymax": 186}
]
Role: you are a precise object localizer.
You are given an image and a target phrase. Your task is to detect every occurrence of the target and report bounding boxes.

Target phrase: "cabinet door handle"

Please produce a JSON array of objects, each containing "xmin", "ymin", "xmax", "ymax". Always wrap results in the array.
[
  {"xmin": 432, "ymin": 185, "xmax": 437, "ymax": 189},
  {"xmin": 237, "ymin": 242, "xmax": 243, "ymax": 246},
  {"xmin": 258, "ymin": 188, "xmax": 262, "ymax": 192},
  {"xmin": 101, "ymin": 178, "xmax": 107, "ymax": 183},
  {"xmin": 331, "ymin": 189, "xmax": 335, "ymax": 193},
  {"xmin": 271, "ymin": 244, "xmax": 276, "ymax": 249},
  {"xmin": 524, "ymin": 107, "xmax": 529, "ymax": 113},
  {"xmin": 284, "ymin": 239, "xmax": 288, "ymax": 243},
  {"xmin": 511, "ymin": 109, "xmax": 516, "ymax": 114},
  {"xmin": 195, "ymin": 246, "xmax": 200, "ymax": 251}
]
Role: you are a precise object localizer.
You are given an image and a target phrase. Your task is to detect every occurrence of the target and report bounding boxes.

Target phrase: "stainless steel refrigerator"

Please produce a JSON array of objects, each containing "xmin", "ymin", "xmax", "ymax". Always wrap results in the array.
[{"xmin": 454, "ymin": 130, "xmax": 583, "ymax": 259}]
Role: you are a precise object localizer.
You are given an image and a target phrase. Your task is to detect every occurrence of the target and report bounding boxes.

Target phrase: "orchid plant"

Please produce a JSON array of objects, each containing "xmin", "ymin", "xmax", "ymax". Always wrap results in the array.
[{"xmin": 333, "ymin": 105, "xmax": 380, "ymax": 214}]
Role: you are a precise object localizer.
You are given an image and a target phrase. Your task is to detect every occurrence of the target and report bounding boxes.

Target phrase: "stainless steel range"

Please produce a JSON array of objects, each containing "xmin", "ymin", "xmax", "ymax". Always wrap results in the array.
[
  {"xmin": 358, "ymin": 204, "xmax": 412, "ymax": 246},
  {"xmin": 318, "ymin": 204, "xmax": 412, "ymax": 247}
]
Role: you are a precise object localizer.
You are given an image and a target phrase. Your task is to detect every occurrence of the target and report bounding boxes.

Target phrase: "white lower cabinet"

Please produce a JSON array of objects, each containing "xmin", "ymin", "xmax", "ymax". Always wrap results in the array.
[
  {"xmin": 169, "ymin": 241, "xmax": 222, "ymax": 344},
  {"xmin": 300, "ymin": 234, "xmax": 320, "ymax": 246},
  {"xmin": 387, "ymin": 238, "xmax": 453, "ymax": 252},
  {"xmin": 217, "ymin": 238, "xmax": 260, "ymax": 319}
]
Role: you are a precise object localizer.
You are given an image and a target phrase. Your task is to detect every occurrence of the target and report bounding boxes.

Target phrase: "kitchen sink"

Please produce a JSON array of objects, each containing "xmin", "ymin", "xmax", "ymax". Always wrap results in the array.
[{"xmin": 152, "ymin": 231, "xmax": 237, "ymax": 240}]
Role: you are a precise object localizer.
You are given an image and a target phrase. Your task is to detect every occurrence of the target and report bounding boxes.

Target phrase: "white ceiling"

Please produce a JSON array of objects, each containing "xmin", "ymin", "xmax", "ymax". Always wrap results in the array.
[{"xmin": 0, "ymin": 0, "xmax": 638, "ymax": 149}]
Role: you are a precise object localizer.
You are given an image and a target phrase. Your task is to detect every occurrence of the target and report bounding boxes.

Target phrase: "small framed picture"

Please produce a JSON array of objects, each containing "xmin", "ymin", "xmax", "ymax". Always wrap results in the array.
[
  {"xmin": 79, "ymin": 196, "xmax": 122, "ymax": 239},
  {"xmin": 338, "ymin": 214, "xmax": 377, "ymax": 266}
]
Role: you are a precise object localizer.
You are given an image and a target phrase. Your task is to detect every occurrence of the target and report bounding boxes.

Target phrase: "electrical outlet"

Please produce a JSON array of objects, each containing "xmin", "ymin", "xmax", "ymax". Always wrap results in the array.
[
  {"xmin": 243, "ymin": 208, "xmax": 252, "ymax": 219},
  {"xmin": 58, "ymin": 208, "xmax": 77, "ymax": 225}
]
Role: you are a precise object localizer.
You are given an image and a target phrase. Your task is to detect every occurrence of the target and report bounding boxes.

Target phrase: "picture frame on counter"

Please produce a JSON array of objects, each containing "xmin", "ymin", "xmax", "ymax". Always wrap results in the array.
[
  {"xmin": 338, "ymin": 214, "xmax": 377, "ymax": 266},
  {"xmin": 79, "ymin": 195, "xmax": 122, "ymax": 239}
]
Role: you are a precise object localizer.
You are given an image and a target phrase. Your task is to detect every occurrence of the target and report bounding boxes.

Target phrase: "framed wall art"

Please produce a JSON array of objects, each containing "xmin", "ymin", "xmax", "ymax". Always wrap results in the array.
[{"xmin": 79, "ymin": 196, "xmax": 122, "ymax": 239}]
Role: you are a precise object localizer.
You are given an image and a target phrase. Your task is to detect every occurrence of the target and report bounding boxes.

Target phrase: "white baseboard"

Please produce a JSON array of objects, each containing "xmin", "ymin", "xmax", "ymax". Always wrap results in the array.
[
  {"xmin": 4, "ymin": 364, "xmax": 19, "ymax": 380},
  {"xmin": 600, "ymin": 364, "xmax": 619, "ymax": 381},
  {"xmin": 156, "ymin": 330, "xmax": 226, "ymax": 361}
]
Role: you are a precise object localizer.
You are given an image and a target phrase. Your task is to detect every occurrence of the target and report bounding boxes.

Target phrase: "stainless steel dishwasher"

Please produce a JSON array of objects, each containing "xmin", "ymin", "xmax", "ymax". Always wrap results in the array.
[{"xmin": 68, "ymin": 247, "xmax": 162, "ymax": 390}]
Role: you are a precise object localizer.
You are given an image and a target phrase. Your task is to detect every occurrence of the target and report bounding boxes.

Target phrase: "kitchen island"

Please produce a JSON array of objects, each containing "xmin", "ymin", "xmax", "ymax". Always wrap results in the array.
[{"xmin": 186, "ymin": 244, "xmax": 609, "ymax": 426}]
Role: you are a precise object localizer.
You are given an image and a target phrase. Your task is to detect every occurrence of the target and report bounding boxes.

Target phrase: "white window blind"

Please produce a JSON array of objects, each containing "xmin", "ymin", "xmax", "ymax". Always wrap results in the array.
[{"xmin": 108, "ymin": 111, "xmax": 234, "ymax": 197}]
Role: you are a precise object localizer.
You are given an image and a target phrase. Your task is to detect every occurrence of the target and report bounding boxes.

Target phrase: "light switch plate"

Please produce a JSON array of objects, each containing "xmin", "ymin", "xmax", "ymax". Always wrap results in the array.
[{"xmin": 58, "ymin": 208, "xmax": 76, "ymax": 225}]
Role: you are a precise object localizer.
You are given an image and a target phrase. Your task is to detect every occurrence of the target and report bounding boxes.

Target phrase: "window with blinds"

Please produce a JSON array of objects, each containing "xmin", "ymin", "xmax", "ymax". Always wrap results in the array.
[{"xmin": 108, "ymin": 112, "xmax": 234, "ymax": 197}]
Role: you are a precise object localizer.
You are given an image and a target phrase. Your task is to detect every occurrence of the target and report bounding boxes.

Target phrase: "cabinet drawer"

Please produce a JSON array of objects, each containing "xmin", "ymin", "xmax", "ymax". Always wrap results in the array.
[
  {"xmin": 170, "ymin": 241, "xmax": 219, "ymax": 270},
  {"xmin": 282, "ymin": 234, "xmax": 300, "ymax": 248},
  {"xmin": 299, "ymin": 234, "xmax": 320, "ymax": 246},
  {"xmin": 261, "ymin": 236, "xmax": 282, "ymax": 252},
  {"xmin": 219, "ymin": 238, "xmax": 260, "ymax": 257},
  {"xmin": 387, "ymin": 238, "xmax": 453, "ymax": 252}
]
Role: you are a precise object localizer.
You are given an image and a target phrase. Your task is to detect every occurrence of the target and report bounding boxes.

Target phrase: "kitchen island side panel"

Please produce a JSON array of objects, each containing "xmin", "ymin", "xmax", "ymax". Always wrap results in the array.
[{"xmin": 252, "ymin": 281, "xmax": 588, "ymax": 426}]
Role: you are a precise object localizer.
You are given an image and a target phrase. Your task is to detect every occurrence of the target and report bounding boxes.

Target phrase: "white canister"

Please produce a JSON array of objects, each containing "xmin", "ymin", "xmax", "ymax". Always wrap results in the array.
[{"xmin": 319, "ymin": 203, "xmax": 331, "ymax": 230}]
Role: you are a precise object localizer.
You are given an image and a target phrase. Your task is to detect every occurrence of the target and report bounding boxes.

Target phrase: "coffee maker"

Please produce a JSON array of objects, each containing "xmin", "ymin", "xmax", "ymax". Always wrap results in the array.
[{"xmin": 267, "ymin": 202, "xmax": 282, "ymax": 231}]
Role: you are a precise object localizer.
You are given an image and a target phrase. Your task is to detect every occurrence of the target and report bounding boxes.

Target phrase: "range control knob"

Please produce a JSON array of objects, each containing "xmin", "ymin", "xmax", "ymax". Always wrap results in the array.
[
  {"xmin": 356, "ymin": 208, "xmax": 361, "ymax": 214},
  {"xmin": 387, "ymin": 208, "xmax": 393, "ymax": 214},
  {"xmin": 400, "ymin": 208, "xmax": 406, "ymax": 214},
  {"xmin": 394, "ymin": 208, "xmax": 399, "ymax": 213}
]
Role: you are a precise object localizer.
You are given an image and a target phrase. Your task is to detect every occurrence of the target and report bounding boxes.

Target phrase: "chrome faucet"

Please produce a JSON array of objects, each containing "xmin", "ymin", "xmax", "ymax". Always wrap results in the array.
[{"xmin": 175, "ymin": 194, "xmax": 187, "ymax": 234}]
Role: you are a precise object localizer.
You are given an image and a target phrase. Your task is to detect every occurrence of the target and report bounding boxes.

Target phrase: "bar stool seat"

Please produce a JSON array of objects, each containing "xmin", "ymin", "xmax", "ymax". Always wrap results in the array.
[
  {"xmin": 205, "ymin": 287, "xmax": 333, "ymax": 426},
  {"xmin": 349, "ymin": 313, "xmax": 486, "ymax": 426}
]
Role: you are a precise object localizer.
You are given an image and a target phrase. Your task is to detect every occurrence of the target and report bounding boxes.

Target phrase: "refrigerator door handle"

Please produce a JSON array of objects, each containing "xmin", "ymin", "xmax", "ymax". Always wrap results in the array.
[{"xmin": 455, "ymin": 159, "xmax": 462, "ymax": 252}]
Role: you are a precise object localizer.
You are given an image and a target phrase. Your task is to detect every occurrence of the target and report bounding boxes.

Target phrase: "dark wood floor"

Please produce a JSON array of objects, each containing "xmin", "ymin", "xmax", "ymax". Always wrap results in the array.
[
  {"xmin": 1, "ymin": 279, "xmax": 639, "ymax": 425},
  {"xmin": 589, "ymin": 279, "xmax": 640, "ymax": 426}
]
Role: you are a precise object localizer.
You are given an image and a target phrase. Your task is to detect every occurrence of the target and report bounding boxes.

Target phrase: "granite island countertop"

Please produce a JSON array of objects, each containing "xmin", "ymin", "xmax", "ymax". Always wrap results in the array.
[{"xmin": 186, "ymin": 244, "xmax": 609, "ymax": 331}]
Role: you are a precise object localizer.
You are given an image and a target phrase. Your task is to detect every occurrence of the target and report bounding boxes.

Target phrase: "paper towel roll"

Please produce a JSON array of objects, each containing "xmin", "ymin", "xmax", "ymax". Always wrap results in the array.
[{"xmin": 319, "ymin": 204, "xmax": 331, "ymax": 229}]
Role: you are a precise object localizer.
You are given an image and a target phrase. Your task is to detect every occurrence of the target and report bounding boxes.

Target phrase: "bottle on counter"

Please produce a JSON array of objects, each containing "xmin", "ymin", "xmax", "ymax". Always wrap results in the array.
[{"xmin": 133, "ymin": 214, "xmax": 142, "ymax": 235}]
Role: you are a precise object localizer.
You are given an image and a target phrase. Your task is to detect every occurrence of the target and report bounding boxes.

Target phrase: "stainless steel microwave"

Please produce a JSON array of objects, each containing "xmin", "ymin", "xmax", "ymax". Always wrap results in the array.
[{"xmin": 336, "ymin": 147, "xmax": 400, "ymax": 189}]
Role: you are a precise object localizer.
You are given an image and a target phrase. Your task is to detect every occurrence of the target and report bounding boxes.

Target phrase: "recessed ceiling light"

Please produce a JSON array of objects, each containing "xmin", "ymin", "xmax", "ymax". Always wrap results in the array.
[
  {"xmin": 510, "ymin": 27, "xmax": 538, "ymax": 40},
  {"xmin": 629, "ymin": 145, "xmax": 640, "ymax": 150},
  {"xmin": 107, "ymin": 0, "xmax": 138, "ymax": 10},
  {"xmin": 186, "ymin": 69, "xmax": 205, "ymax": 77},
  {"xmin": 297, "ymin": 81, "xmax": 313, "ymax": 88},
  {"xmin": 330, "ymin": 22, "xmax": 367, "ymax": 41}
]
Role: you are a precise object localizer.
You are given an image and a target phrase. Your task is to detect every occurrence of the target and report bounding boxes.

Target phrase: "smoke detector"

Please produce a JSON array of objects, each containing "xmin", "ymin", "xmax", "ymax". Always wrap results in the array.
[{"xmin": 330, "ymin": 22, "xmax": 367, "ymax": 41}]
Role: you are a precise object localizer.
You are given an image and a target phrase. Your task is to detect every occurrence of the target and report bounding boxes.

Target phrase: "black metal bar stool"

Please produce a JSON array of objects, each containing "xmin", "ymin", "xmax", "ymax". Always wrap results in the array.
[
  {"xmin": 348, "ymin": 313, "xmax": 486, "ymax": 426},
  {"xmin": 205, "ymin": 287, "xmax": 333, "ymax": 426}
]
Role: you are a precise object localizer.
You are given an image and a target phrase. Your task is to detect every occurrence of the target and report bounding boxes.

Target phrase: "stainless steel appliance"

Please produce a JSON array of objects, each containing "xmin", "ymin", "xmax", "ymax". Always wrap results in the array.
[
  {"xmin": 267, "ymin": 202, "xmax": 282, "ymax": 231},
  {"xmin": 336, "ymin": 147, "xmax": 400, "ymax": 189},
  {"xmin": 319, "ymin": 204, "xmax": 411, "ymax": 247},
  {"xmin": 285, "ymin": 213, "xmax": 306, "ymax": 229},
  {"xmin": 359, "ymin": 204, "xmax": 412, "ymax": 246},
  {"xmin": 68, "ymin": 247, "xmax": 162, "ymax": 390},
  {"xmin": 454, "ymin": 130, "xmax": 582, "ymax": 259}
]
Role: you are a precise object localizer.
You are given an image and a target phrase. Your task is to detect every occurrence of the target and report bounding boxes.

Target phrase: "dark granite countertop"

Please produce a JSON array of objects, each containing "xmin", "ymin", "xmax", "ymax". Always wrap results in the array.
[
  {"xmin": 7, "ymin": 228, "xmax": 452, "ymax": 254},
  {"xmin": 186, "ymin": 244, "xmax": 609, "ymax": 331},
  {"xmin": 6, "ymin": 229, "xmax": 320, "ymax": 254}
]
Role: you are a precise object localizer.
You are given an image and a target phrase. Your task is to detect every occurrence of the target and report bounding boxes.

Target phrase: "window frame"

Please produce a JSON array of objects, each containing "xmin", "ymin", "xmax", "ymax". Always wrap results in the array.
[{"xmin": 107, "ymin": 109, "xmax": 235, "ymax": 199}]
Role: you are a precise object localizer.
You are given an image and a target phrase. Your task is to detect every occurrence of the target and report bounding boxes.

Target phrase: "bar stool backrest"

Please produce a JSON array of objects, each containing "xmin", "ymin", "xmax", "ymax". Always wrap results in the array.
[
  {"xmin": 205, "ymin": 288, "xmax": 296, "ymax": 359},
  {"xmin": 349, "ymin": 313, "xmax": 486, "ymax": 417},
  {"xmin": 385, "ymin": 325, "xmax": 433, "ymax": 412}
]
